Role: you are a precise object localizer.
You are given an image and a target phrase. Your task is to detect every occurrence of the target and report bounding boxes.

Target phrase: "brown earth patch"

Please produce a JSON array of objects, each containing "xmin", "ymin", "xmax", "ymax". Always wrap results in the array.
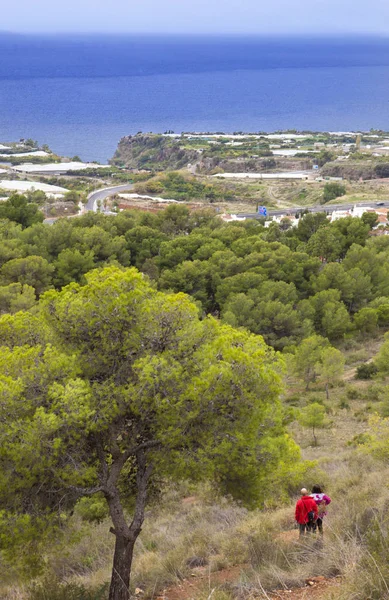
[
  {"xmin": 154, "ymin": 565, "xmax": 246, "ymax": 600},
  {"xmin": 269, "ymin": 576, "xmax": 342, "ymax": 599}
]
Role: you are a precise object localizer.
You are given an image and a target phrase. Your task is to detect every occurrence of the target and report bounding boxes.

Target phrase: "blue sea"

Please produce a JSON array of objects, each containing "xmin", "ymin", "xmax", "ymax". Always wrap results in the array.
[{"xmin": 1, "ymin": 34, "xmax": 389, "ymax": 162}]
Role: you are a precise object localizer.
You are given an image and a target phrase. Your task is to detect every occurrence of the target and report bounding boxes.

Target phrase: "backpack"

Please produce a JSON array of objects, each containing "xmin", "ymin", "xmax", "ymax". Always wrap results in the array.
[
  {"xmin": 317, "ymin": 501, "xmax": 327, "ymax": 516},
  {"xmin": 307, "ymin": 510, "xmax": 316, "ymax": 524}
]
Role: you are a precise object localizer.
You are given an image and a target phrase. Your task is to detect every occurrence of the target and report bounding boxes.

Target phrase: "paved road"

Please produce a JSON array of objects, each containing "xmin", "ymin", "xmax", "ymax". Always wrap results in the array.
[
  {"xmin": 237, "ymin": 201, "xmax": 389, "ymax": 219},
  {"xmin": 85, "ymin": 183, "xmax": 134, "ymax": 212}
]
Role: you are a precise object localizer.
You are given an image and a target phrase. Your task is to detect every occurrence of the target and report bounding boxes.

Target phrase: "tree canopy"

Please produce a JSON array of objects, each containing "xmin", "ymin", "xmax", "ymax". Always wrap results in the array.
[
  {"xmin": 0, "ymin": 201, "xmax": 385, "ymax": 353},
  {"xmin": 0, "ymin": 266, "xmax": 303, "ymax": 600}
]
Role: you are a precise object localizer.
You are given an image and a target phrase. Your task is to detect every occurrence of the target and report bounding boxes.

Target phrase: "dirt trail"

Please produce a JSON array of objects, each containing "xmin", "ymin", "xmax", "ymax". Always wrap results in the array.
[
  {"xmin": 154, "ymin": 565, "xmax": 244, "ymax": 600},
  {"xmin": 269, "ymin": 576, "xmax": 342, "ymax": 599},
  {"xmin": 154, "ymin": 566, "xmax": 341, "ymax": 600}
]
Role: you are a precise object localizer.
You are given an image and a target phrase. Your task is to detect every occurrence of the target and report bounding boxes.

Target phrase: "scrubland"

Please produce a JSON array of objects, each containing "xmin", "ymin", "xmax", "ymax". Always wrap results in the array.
[
  {"xmin": 3, "ymin": 334, "xmax": 389, "ymax": 600},
  {"xmin": 2, "ymin": 204, "xmax": 389, "ymax": 599}
]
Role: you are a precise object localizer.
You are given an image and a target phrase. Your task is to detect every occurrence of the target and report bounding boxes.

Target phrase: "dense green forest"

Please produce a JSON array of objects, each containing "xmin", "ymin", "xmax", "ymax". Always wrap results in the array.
[{"xmin": 0, "ymin": 194, "xmax": 386, "ymax": 350}]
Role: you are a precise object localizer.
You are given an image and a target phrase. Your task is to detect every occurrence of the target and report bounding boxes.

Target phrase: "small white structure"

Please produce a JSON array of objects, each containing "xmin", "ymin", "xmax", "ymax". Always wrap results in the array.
[
  {"xmin": 264, "ymin": 215, "xmax": 299, "ymax": 228},
  {"xmin": 0, "ymin": 180, "xmax": 68, "ymax": 198},
  {"xmin": 119, "ymin": 193, "xmax": 179, "ymax": 204},
  {"xmin": 272, "ymin": 149, "xmax": 318, "ymax": 156},
  {"xmin": 0, "ymin": 151, "xmax": 49, "ymax": 158},
  {"xmin": 220, "ymin": 213, "xmax": 247, "ymax": 222},
  {"xmin": 330, "ymin": 209, "xmax": 351, "ymax": 222},
  {"xmin": 12, "ymin": 161, "xmax": 111, "ymax": 174},
  {"xmin": 213, "ymin": 172, "xmax": 310, "ymax": 180}
]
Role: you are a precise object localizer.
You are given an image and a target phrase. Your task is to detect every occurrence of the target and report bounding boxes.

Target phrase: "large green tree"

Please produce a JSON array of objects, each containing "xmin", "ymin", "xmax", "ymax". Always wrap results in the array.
[{"xmin": 0, "ymin": 266, "xmax": 299, "ymax": 600}]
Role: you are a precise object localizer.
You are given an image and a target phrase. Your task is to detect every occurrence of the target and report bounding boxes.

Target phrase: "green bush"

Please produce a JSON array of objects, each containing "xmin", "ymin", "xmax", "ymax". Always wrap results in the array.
[
  {"xmin": 363, "ymin": 382, "xmax": 385, "ymax": 401},
  {"xmin": 285, "ymin": 394, "xmax": 301, "ymax": 406},
  {"xmin": 322, "ymin": 182, "xmax": 346, "ymax": 203},
  {"xmin": 356, "ymin": 363, "xmax": 378, "ymax": 380},
  {"xmin": 339, "ymin": 398, "xmax": 350, "ymax": 410},
  {"xmin": 347, "ymin": 386, "xmax": 360, "ymax": 399},
  {"xmin": 347, "ymin": 432, "xmax": 372, "ymax": 447}
]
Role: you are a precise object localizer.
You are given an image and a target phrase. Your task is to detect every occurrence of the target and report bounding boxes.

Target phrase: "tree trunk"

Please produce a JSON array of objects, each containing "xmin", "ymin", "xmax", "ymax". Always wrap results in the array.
[
  {"xmin": 108, "ymin": 534, "xmax": 136, "ymax": 600},
  {"xmin": 312, "ymin": 425, "xmax": 317, "ymax": 446},
  {"xmin": 106, "ymin": 449, "xmax": 153, "ymax": 600},
  {"xmin": 325, "ymin": 382, "xmax": 329, "ymax": 400}
]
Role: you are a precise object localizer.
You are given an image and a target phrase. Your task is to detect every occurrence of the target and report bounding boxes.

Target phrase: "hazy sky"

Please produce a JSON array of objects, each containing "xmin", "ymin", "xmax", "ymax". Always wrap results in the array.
[{"xmin": 4, "ymin": 0, "xmax": 389, "ymax": 35}]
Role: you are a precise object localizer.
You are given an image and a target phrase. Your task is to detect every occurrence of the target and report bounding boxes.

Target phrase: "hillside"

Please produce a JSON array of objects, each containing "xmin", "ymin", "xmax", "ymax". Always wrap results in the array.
[
  {"xmin": 110, "ymin": 134, "xmax": 313, "ymax": 173},
  {"xmin": 111, "ymin": 135, "xmax": 199, "ymax": 171},
  {"xmin": 3, "ymin": 203, "xmax": 389, "ymax": 600}
]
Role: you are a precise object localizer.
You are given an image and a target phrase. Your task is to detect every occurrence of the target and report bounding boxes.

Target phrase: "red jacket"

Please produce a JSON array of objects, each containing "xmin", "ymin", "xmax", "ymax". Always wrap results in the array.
[{"xmin": 295, "ymin": 495, "xmax": 318, "ymax": 524}]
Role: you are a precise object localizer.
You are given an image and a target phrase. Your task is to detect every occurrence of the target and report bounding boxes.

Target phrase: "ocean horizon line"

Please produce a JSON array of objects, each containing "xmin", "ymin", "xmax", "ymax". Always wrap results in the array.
[{"xmin": 1, "ymin": 31, "xmax": 389, "ymax": 40}]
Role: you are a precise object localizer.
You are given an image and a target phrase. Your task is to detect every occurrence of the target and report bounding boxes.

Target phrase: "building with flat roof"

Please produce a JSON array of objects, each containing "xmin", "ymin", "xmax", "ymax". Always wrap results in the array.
[
  {"xmin": 11, "ymin": 162, "xmax": 111, "ymax": 175},
  {"xmin": 0, "ymin": 180, "xmax": 68, "ymax": 197}
]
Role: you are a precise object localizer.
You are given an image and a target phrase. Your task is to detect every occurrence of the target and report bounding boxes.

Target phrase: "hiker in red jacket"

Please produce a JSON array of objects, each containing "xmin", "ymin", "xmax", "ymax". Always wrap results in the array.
[{"xmin": 295, "ymin": 488, "xmax": 318, "ymax": 536}]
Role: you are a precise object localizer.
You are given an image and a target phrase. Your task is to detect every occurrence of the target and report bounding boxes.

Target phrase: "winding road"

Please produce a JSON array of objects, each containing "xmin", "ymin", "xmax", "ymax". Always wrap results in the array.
[
  {"xmin": 85, "ymin": 183, "xmax": 134, "ymax": 212},
  {"xmin": 84, "ymin": 184, "xmax": 388, "ymax": 219}
]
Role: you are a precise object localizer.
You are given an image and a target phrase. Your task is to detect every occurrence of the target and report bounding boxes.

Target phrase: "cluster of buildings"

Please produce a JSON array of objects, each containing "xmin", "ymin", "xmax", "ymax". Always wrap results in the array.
[
  {"xmin": 221, "ymin": 205, "xmax": 389, "ymax": 235},
  {"xmin": 264, "ymin": 205, "xmax": 389, "ymax": 234}
]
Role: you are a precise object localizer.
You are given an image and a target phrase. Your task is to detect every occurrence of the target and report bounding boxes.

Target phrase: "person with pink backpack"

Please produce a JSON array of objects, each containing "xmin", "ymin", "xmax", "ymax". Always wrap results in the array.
[{"xmin": 310, "ymin": 484, "xmax": 331, "ymax": 534}]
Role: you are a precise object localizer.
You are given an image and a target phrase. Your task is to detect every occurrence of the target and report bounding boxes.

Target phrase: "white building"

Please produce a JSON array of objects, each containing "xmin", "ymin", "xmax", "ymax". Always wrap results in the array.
[
  {"xmin": 0, "ymin": 151, "xmax": 49, "ymax": 158},
  {"xmin": 0, "ymin": 180, "xmax": 68, "ymax": 198},
  {"xmin": 12, "ymin": 162, "xmax": 111, "ymax": 175},
  {"xmin": 213, "ymin": 172, "xmax": 310, "ymax": 180}
]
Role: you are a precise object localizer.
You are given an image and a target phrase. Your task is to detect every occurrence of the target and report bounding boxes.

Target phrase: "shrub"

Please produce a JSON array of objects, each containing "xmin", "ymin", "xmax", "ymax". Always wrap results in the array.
[
  {"xmin": 339, "ymin": 398, "xmax": 350, "ymax": 410},
  {"xmin": 363, "ymin": 382, "xmax": 385, "ymax": 401},
  {"xmin": 374, "ymin": 162, "xmax": 389, "ymax": 178},
  {"xmin": 28, "ymin": 580, "xmax": 108, "ymax": 600},
  {"xmin": 322, "ymin": 182, "xmax": 346, "ymax": 203},
  {"xmin": 347, "ymin": 386, "xmax": 360, "ymax": 399},
  {"xmin": 347, "ymin": 433, "xmax": 373, "ymax": 447},
  {"xmin": 356, "ymin": 363, "xmax": 378, "ymax": 380},
  {"xmin": 285, "ymin": 394, "xmax": 301, "ymax": 406},
  {"xmin": 306, "ymin": 395, "xmax": 326, "ymax": 406}
]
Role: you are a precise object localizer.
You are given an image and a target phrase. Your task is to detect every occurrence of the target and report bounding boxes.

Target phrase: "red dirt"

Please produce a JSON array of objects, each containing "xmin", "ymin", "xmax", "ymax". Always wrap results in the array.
[
  {"xmin": 154, "ymin": 565, "xmax": 245, "ymax": 600},
  {"xmin": 270, "ymin": 576, "xmax": 342, "ymax": 599},
  {"xmin": 153, "ymin": 566, "xmax": 341, "ymax": 600}
]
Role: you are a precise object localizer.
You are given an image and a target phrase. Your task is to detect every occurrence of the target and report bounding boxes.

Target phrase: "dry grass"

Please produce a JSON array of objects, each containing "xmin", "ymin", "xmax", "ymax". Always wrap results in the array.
[
  {"xmin": 3, "ymin": 337, "xmax": 389, "ymax": 600},
  {"xmin": 3, "ymin": 460, "xmax": 389, "ymax": 600}
]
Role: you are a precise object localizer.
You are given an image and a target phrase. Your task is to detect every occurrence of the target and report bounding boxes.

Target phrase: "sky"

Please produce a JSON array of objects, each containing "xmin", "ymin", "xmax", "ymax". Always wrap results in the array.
[{"xmin": 3, "ymin": 0, "xmax": 389, "ymax": 35}]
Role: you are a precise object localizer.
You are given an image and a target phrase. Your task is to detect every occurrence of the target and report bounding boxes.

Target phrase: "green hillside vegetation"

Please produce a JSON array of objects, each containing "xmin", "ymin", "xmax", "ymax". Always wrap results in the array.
[
  {"xmin": 111, "ymin": 135, "xmax": 199, "ymax": 171},
  {"xmin": 3, "ymin": 198, "xmax": 389, "ymax": 598},
  {"xmin": 5, "ymin": 154, "xmax": 61, "ymax": 165},
  {"xmin": 134, "ymin": 172, "xmax": 237, "ymax": 201},
  {"xmin": 111, "ymin": 134, "xmax": 315, "ymax": 174}
]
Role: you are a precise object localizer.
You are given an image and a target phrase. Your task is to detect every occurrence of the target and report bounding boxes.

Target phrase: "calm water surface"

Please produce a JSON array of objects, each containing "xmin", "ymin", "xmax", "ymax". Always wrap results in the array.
[{"xmin": 1, "ymin": 35, "xmax": 389, "ymax": 162}]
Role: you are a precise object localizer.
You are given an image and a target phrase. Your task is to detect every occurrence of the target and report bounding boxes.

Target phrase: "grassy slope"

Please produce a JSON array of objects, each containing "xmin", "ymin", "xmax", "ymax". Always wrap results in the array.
[
  {"xmin": 130, "ymin": 171, "xmax": 389, "ymax": 214},
  {"xmin": 3, "ymin": 335, "xmax": 389, "ymax": 600}
]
